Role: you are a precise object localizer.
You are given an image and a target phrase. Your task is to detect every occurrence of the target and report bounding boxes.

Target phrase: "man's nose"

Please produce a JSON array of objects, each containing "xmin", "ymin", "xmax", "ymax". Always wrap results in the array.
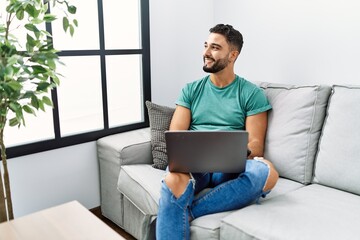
[{"xmin": 203, "ymin": 47, "xmax": 211, "ymax": 57}]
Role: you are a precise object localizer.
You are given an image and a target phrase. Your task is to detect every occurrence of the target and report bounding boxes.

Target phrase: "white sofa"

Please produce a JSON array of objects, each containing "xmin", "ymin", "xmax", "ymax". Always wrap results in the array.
[{"xmin": 97, "ymin": 82, "xmax": 360, "ymax": 239}]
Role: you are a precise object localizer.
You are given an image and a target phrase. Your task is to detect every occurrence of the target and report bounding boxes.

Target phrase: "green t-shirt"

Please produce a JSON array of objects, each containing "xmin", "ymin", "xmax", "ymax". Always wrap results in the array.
[{"xmin": 176, "ymin": 75, "xmax": 272, "ymax": 131}]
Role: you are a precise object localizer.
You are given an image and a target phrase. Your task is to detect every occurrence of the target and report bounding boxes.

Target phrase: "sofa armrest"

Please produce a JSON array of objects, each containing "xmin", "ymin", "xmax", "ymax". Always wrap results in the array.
[
  {"xmin": 97, "ymin": 127, "xmax": 152, "ymax": 166},
  {"xmin": 96, "ymin": 127, "xmax": 152, "ymax": 226}
]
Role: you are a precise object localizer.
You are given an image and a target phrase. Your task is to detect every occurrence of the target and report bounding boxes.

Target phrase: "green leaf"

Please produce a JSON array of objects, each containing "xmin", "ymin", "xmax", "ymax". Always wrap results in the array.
[
  {"xmin": 31, "ymin": 18, "xmax": 44, "ymax": 25},
  {"xmin": 7, "ymin": 81, "xmax": 22, "ymax": 91},
  {"xmin": 0, "ymin": 26, "xmax": 6, "ymax": 33},
  {"xmin": 42, "ymin": 96, "xmax": 53, "ymax": 107},
  {"xmin": 17, "ymin": 77, "xmax": 28, "ymax": 83},
  {"xmin": 32, "ymin": 65, "xmax": 47, "ymax": 74},
  {"xmin": 23, "ymin": 105, "xmax": 36, "ymax": 116},
  {"xmin": 25, "ymin": 24, "xmax": 39, "ymax": 33},
  {"xmin": 26, "ymin": 41, "xmax": 34, "ymax": 53},
  {"xmin": 4, "ymin": 66, "xmax": 14, "ymax": 77},
  {"xmin": 6, "ymin": 55, "xmax": 20, "ymax": 66},
  {"xmin": 26, "ymin": 33, "xmax": 36, "ymax": 45},
  {"xmin": 9, "ymin": 117, "xmax": 20, "ymax": 127},
  {"xmin": 9, "ymin": 102, "xmax": 21, "ymax": 112},
  {"xmin": 0, "ymin": 108, "xmax": 7, "ymax": 117},
  {"xmin": 38, "ymin": 99, "xmax": 45, "ymax": 111},
  {"xmin": 69, "ymin": 24, "xmax": 74, "ymax": 36},
  {"xmin": 15, "ymin": 108, "xmax": 25, "ymax": 125},
  {"xmin": 36, "ymin": 82, "xmax": 51, "ymax": 91},
  {"xmin": 16, "ymin": 9, "xmax": 25, "ymax": 20},
  {"xmin": 52, "ymin": 75, "xmax": 60, "ymax": 85},
  {"xmin": 31, "ymin": 95, "xmax": 40, "ymax": 109},
  {"xmin": 68, "ymin": 5, "xmax": 77, "ymax": 14},
  {"xmin": 21, "ymin": 91, "xmax": 35, "ymax": 99},
  {"xmin": 73, "ymin": 19, "xmax": 78, "ymax": 27},
  {"xmin": 63, "ymin": 17, "xmax": 69, "ymax": 32},
  {"xmin": 35, "ymin": 31, "xmax": 41, "ymax": 40},
  {"xmin": 25, "ymin": 4, "xmax": 40, "ymax": 18},
  {"xmin": 47, "ymin": 59, "xmax": 56, "ymax": 70},
  {"xmin": 45, "ymin": 52, "xmax": 59, "ymax": 60},
  {"xmin": 44, "ymin": 14, "xmax": 57, "ymax": 22},
  {"xmin": 2, "ymin": 84, "xmax": 13, "ymax": 95}
]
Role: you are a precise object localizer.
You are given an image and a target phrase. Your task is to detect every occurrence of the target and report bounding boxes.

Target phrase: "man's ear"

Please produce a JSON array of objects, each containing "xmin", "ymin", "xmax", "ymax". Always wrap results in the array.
[{"xmin": 229, "ymin": 50, "xmax": 239, "ymax": 62}]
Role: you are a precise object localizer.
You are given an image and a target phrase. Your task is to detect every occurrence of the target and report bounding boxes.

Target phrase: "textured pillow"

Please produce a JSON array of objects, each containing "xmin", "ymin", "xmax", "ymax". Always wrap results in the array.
[
  {"xmin": 145, "ymin": 101, "xmax": 175, "ymax": 170},
  {"xmin": 259, "ymin": 82, "xmax": 332, "ymax": 184},
  {"xmin": 313, "ymin": 85, "xmax": 360, "ymax": 195}
]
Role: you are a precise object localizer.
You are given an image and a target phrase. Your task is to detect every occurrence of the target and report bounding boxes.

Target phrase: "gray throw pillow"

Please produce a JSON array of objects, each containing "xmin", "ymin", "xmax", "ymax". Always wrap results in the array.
[{"xmin": 145, "ymin": 101, "xmax": 175, "ymax": 170}]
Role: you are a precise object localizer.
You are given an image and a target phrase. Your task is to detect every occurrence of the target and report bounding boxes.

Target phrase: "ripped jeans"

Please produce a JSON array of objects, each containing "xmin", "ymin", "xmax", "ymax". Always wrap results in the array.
[{"xmin": 156, "ymin": 159, "xmax": 271, "ymax": 240}]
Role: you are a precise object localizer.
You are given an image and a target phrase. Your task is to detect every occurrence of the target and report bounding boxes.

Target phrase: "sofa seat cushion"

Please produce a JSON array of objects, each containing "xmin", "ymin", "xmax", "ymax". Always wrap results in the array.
[
  {"xmin": 260, "ymin": 177, "xmax": 304, "ymax": 201},
  {"xmin": 118, "ymin": 164, "xmax": 304, "ymax": 239},
  {"xmin": 118, "ymin": 164, "xmax": 164, "ymax": 215},
  {"xmin": 191, "ymin": 211, "xmax": 233, "ymax": 240},
  {"xmin": 190, "ymin": 177, "xmax": 303, "ymax": 240},
  {"xmin": 220, "ymin": 184, "xmax": 360, "ymax": 240}
]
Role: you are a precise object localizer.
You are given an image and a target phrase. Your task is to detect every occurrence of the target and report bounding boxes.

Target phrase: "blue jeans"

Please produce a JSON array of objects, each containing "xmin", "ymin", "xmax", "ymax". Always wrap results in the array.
[{"xmin": 156, "ymin": 159, "xmax": 271, "ymax": 240}]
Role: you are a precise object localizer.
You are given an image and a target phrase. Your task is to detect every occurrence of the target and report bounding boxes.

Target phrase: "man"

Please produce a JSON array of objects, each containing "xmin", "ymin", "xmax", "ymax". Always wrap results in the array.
[{"xmin": 156, "ymin": 24, "xmax": 279, "ymax": 240}]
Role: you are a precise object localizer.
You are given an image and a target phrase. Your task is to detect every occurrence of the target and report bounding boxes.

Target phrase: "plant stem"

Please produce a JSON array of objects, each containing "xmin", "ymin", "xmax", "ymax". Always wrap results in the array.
[
  {"xmin": 0, "ymin": 116, "xmax": 14, "ymax": 220},
  {"xmin": 0, "ymin": 166, "xmax": 7, "ymax": 222},
  {"xmin": 5, "ymin": 12, "xmax": 13, "ymax": 41},
  {"xmin": 0, "ymin": 113, "xmax": 7, "ymax": 221}
]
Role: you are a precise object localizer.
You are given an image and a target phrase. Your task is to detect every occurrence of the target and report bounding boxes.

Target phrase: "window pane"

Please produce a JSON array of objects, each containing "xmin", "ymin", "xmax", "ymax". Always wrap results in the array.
[
  {"xmin": 103, "ymin": 0, "xmax": 141, "ymax": 49},
  {"xmin": 5, "ymin": 97, "xmax": 54, "ymax": 147},
  {"xmin": 106, "ymin": 55, "xmax": 143, "ymax": 128},
  {"xmin": 51, "ymin": 0, "xmax": 100, "ymax": 50},
  {"xmin": 56, "ymin": 56, "xmax": 103, "ymax": 136}
]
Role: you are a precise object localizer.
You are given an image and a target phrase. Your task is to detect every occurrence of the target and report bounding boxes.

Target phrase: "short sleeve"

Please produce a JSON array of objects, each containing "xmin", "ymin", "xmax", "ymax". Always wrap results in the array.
[
  {"xmin": 246, "ymin": 87, "xmax": 272, "ymax": 116},
  {"xmin": 176, "ymin": 84, "xmax": 191, "ymax": 109}
]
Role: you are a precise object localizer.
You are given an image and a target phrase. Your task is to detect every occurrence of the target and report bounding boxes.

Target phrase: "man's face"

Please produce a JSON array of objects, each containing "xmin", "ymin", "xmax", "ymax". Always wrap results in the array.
[{"xmin": 203, "ymin": 33, "xmax": 232, "ymax": 73}]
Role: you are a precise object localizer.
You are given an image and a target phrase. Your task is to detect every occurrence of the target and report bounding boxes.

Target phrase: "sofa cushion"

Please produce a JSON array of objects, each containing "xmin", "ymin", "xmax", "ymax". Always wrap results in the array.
[
  {"xmin": 190, "ymin": 177, "xmax": 303, "ymax": 240},
  {"xmin": 191, "ymin": 212, "xmax": 232, "ymax": 240},
  {"xmin": 259, "ymin": 83, "xmax": 331, "ymax": 184},
  {"xmin": 314, "ymin": 85, "xmax": 360, "ymax": 195},
  {"xmin": 260, "ymin": 177, "xmax": 304, "ymax": 201},
  {"xmin": 145, "ymin": 101, "xmax": 175, "ymax": 170},
  {"xmin": 220, "ymin": 184, "xmax": 360, "ymax": 240},
  {"xmin": 118, "ymin": 164, "xmax": 164, "ymax": 215},
  {"xmin": 118, "ymin": 163, "xmax": 304, "ymax": 240}
]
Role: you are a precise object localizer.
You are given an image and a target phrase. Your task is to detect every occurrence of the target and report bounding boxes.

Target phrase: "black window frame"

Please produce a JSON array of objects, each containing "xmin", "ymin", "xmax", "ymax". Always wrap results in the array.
[{"xmin": 7, "ymin": 0, "xmax": 151, "ymax": 158}]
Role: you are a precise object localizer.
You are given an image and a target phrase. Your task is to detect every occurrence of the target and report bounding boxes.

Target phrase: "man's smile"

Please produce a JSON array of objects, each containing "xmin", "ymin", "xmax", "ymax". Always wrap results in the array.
[{"xmin": 204, "ymin": 57, "xmax": 215, "ymax": 64}]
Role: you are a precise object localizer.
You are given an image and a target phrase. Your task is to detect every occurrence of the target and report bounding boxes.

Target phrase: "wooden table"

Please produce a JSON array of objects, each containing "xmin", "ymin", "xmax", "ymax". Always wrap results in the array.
[{"xmin": 0, "ymin": 201, "xmax": 125, "ymax": 240}]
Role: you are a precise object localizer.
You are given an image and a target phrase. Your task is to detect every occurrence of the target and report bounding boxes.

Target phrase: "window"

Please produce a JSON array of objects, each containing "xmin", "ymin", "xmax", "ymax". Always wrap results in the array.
[{"xmin": 5, "ymin": 0, "xmax": 150, "ymax": 157}]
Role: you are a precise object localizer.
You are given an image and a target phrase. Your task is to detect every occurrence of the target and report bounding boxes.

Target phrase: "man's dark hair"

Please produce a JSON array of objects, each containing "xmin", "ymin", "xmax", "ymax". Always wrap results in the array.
[{"xmin": 209, "ymin": 24, "xmax": 243, "ymax": 53}]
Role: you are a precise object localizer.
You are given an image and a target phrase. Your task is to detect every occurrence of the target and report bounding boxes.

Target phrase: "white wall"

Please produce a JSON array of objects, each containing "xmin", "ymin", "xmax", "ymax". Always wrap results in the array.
[
  {"xmin": 7, "ymin": 142, "xmax": 100, "ymax": 217},
  {"xmin": 150, "ymin": 0, "xmax": 214, "ymax": 106},
  {"xmin": 214, "ymin": 0, "xmax": 360, "ymax": 85}
]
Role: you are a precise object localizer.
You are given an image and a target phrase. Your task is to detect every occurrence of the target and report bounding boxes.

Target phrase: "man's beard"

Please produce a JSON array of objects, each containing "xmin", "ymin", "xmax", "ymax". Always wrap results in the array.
[{"xmin": 203, "ymin": 57, "xmax": 230, "ymax": 73}]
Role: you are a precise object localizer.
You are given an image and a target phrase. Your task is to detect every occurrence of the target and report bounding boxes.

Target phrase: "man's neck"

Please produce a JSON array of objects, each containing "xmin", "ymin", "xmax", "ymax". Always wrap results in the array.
[{"xmin": 210, "ymin": 70, "xmax": 236, "ymax": 88}]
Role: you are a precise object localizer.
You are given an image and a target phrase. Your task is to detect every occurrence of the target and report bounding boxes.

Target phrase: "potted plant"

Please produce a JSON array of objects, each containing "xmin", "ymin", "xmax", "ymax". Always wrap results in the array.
[{"xmin": 0, "ymin": 0, "xmax": 77, "ymax": 222}]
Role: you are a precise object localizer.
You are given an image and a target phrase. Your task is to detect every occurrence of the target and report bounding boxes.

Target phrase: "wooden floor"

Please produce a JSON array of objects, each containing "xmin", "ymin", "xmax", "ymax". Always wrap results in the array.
[{"xmin": 90, "ymin": 207, "xmax": 136, "ymax": 240}]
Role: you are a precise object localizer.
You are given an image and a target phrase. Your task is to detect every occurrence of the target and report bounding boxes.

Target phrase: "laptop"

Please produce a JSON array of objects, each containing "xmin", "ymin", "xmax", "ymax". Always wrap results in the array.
[{"xmin": 165, "ymin": 130, "xmax": 249, "ymax": 173}]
